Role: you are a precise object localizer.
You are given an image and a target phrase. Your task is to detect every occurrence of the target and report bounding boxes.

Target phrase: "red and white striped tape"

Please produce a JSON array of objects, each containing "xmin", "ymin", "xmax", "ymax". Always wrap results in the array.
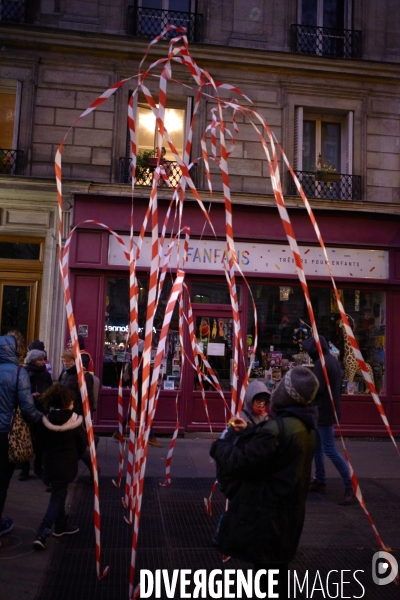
[{"xmin": 54, "ymin": 24, "xmax": 399, "ymax": 592}]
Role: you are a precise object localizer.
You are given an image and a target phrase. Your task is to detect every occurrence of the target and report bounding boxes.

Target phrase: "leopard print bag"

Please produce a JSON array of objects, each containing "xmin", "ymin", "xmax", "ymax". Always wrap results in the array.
[{"xmin": 8, "ymin": 367, "xmax": 34, "ymax": 463}]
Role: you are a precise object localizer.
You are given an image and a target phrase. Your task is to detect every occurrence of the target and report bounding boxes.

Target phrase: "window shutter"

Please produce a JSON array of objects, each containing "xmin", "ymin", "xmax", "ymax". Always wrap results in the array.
[
  {"xmin": 13, "ymin": 81, "xmax": 22, "ymax": 150},
  {"xmin": 342, "ymin": 110, "xmax": 353, "ymax": 174},
  {"xmin": 294, "ymin": 106, "xmax": 303, "ymax": 171}
]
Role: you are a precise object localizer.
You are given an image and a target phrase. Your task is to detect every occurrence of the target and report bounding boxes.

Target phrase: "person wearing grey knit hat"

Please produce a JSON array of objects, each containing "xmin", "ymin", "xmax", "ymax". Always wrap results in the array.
[
  {"xmin": 27, "ymin": 340, "xmax": 53, "ymax": 378},
  {"xmin": 271, "ymin": 366, "xmax": 319, "ymax": 409},
  {"xmin": 210, "ymin": 365, "xmax": 319, "ymax": 598},
  {"xmin": 25, "ymin": 349, "xmax": 46, "ymax": 365}
]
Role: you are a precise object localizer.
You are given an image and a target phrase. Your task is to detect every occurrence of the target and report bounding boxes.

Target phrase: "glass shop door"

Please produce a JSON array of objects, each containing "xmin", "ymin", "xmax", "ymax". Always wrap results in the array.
[{"xmin": 185, "ymin": 308, "xmax": 237, "ymax": 430}]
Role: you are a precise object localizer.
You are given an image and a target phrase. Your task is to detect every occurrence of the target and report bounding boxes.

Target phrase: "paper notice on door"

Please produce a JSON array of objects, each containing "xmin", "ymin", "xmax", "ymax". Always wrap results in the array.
[{"xmin": 207, "ymin": 343, "xmax": 225, "ymax": 356}]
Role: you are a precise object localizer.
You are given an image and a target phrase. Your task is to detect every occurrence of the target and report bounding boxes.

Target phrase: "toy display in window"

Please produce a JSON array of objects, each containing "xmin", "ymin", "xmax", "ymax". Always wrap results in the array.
[
  {"xmin": 338, "ymin": 318, "xmax": 374, "ymax": 387},
  {"xmin": 212, "ymin": 319, "xmax": 217, "ymax": 339},
  {"xmin": 219, "ymin": 319, "xmax": 226, "ymax": 339},
  {"xmin": 199, "ymin": 317, "xmax": 210, "ymax": 339},
  {"xmin": 292, "ymin": 326, "xmax": 310, "ymax": 351}
]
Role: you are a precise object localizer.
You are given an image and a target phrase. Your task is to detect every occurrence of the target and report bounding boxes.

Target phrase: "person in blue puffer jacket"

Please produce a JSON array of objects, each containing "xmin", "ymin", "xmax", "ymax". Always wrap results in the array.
[{"xmin": 0, "ymin": 332, "xmax": 43, "ymax": 542}]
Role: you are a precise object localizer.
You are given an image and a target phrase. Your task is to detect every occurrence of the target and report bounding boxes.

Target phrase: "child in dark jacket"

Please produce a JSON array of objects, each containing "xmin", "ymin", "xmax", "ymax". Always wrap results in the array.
[{"xmin": 33, "ymin": 384, "xmax": 87, "ymax": 550}]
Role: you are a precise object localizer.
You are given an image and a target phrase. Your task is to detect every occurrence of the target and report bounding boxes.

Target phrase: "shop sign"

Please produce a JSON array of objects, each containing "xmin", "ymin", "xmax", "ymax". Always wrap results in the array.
[{"xmin": 109, "ymin": 236, "xmax": 388, "ymax": 280}]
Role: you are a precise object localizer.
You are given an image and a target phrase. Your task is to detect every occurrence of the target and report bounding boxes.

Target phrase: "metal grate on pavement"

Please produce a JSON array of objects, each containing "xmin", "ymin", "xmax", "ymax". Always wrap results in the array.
[{"xmin": 35, "ymin": 477, "xmax": 400, "ymax": 599}]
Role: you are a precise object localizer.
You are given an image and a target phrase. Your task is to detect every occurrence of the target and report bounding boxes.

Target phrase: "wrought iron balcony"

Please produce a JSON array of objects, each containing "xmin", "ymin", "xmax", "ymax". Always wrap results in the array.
[
  {"xmin": 0, "ymin": 149, "xmax": 23, "ymax": 175},
  {"xmin": 287, "ymin": 171, "xmax": 361, "ymax": 201},
  {"xmin": 119, "ymin": 156, "xmax": 197, "ymax": 188},
  {"xmin": 127, "ymin": 4, "xmax": 203, "ymax": 43},
  {"xmin": 291, "ymin": 24, "xmax": 362, "ymax": 59},
  {"xmin": 0, "ymin": 0, "xmax": 37, "ymax": 23}
]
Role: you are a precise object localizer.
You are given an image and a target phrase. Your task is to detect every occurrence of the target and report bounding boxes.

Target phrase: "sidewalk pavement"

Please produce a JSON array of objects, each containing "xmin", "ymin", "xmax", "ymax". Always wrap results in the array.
[{"xmin": 1, "ymin": 436, "xmax": 399, "ymax": 599}]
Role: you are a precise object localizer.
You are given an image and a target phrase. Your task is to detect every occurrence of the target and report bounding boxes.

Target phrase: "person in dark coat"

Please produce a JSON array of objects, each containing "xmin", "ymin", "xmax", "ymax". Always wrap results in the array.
[
  {"xmin": 0, "ymin": 332, "xmax": 43, "ymax": 542},
  {"xmin": 19, "ymin": 349, "xmax": 53, "ymax": 480},
  {"xmin": 28, "ymin": 339, "xmax": 53, "ymax": 377},
  {"xmin": 302, "ymin": 335, "xmax": 355, "ymax": 505},
  {"xmin": 33, "ymin": 384, "xmax": 87, "ymax": 550},
  {"xmin": 59, "ymin": 348, "xmax": 96, "ymax": 478},
  {"xmin": 59, "ymin": 348, "xmax": 95, "ymax": 415},
  {"xmin": 210, "ymin": 366, "xmax": 319, "ymax": 598}
]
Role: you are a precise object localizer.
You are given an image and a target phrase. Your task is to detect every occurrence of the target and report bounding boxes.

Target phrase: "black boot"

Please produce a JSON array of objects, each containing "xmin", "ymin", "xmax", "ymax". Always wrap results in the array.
[
  {"xmin": 19, "ymin": 462, "xmax": 30, "ymax": 481},
  {"xmin": 338, "ymin": 487, "xmax": 356, "ymax": 505}
]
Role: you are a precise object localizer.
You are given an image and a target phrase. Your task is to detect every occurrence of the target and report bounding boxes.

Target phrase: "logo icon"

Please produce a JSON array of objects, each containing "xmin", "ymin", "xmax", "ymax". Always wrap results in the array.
[{"xmin": 372, "ymin": 551, "xmax": 398, "ymax": 585}]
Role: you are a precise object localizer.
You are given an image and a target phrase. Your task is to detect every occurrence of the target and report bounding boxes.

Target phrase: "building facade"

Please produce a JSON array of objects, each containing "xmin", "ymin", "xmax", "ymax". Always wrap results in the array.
[{"xmin": 1, "ymin": 0, "xmax": 399, "ymax": 434}]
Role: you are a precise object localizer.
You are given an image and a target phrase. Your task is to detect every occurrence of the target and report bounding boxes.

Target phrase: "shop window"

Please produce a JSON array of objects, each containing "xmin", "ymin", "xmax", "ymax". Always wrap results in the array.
[
  {"xmin": 247, "ymin": 284, "xmax": 386, "ymax": 395},
  {"xmin": 103, "ymin": 277, "xmax": 181, "ymax": 388},
  {"xmin": 0, "ymin": 78, "xmax": 22, "ymax": 174},
  {"xmin": 191, "ymin": 281, "xmax": 241, "ymax": 305}
]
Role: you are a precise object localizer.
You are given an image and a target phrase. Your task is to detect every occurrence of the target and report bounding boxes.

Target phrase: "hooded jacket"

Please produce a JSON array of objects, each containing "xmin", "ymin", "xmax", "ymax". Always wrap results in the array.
[
  {"xmin": 59, "ymin": 365, "xmax": 95, "ymax": 415},
  {"xmin": 240, "ymin": 380, "xmax": 270, "ymax": 425},
  {"xmin": 23, "ymin": 363, "xmax": 53, "ymax": 398},
  {"xmin": 210, "ymin": 394, "xmax": 317, "ymax": 564},
  {"xmin": 0, "ymin": 335, "xmax": 43, "ymax": 433},
  {"xmin": 302, "ymin": 336, "xmax": 343, "ymax": 426},
  {"xmin": 38, "ymin": 409, "xmax": 87, "ymax": 484}
]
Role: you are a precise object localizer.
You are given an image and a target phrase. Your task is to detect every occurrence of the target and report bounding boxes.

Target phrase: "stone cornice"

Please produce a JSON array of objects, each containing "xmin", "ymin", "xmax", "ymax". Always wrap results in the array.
[
  {"xmin": 1, "ymin": 176, "xmax": 399, "ymax": 216},
  {"xmin": 1, "ymin": 24, "xmax": 400, "ymax": 86}
]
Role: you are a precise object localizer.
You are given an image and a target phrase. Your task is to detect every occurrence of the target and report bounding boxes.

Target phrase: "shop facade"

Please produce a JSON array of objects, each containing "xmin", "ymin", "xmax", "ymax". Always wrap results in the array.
[{"xmin": 69, "ymin": 193, "xmax": 400, "ymax": 436}]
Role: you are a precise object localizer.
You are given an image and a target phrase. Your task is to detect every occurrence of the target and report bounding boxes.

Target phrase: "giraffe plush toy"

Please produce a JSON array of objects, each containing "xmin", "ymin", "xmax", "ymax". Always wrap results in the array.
[{"xmin": 339, "ymin": 319, "xmax": 374, "ymax": 387}]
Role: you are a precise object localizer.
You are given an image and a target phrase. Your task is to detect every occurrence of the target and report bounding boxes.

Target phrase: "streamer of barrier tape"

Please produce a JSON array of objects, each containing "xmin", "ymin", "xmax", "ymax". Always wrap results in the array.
[
  {"xmin": 204, "ymin": 480, "xmax": 219, "ymax": 517},
  {"xmin": 55, "ymin": 25, "xmax": 399, "ymax": 593},
  {"xmin": 159, "ymin": 276, "xmax": 186, "ymax": 488},
  {"xmin": 192, "ymin": 79, "xmax": 391, "ymax": 550},
  {"xmin": 248, "ymin": 111, "xmax": 390, "ymax": 551},
  {"xmin": 59, "ymin": 218, "xmax": 136, "ymax": 579},
  {"xmin": 112, "ymin": 369, "xmax": 125, "ymax": 489},
  {"xmin": 54, "ymin": 25, "xmax": 247, "ymax": 587},
  {"xmin": 129, "ymin": 270, "xmax": 186, "ymax": 598}
]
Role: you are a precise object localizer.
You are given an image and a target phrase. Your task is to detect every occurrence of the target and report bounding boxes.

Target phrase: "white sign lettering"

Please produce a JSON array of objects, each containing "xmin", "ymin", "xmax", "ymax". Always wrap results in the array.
[{"xmin": 108, "ymin": 236, "xmax": 389, "ymax": 280}]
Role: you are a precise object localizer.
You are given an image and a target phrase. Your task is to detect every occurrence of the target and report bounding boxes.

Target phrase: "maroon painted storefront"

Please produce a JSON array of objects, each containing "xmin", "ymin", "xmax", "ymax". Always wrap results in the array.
[{"xmin": 69, "ymin": 194, "xmax": 400, "ymax": 436}]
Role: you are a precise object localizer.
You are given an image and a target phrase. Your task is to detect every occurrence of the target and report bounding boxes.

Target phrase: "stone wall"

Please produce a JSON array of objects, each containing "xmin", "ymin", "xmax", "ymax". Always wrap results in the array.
[{"xmin": 32, "ymin": 67, "xmax": 115, "ymax": 181}]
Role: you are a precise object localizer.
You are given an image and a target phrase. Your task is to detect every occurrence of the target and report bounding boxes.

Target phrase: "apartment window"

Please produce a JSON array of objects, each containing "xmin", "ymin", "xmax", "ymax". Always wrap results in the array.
[
  {"xmin": 136, "ymin": 0, "xmax": 195, "ymax": 40},
  {"xmin": 292, "ymin": 0, "xmax": 360, "ymax": 59},
  {"xmin": 294, "ymin": 107, "xmax": 353, "ymax": 175},
  {"xmin": 141, "ymin": 0, "xmax": 191, "ymax": 10},
  {"xmin": 0, "ymin": 78, "xmax": 22, "ymax": 174},
  {"xmin": 120, "ymin": 94, "xmax": 192, "ymax": 185},
  {"xmin": 300, "ymin": 0, "xmax": 348, "ymax": 29},
  {"xmin": 137, "ymin": 101, "xmax": 187, "ymax": 159}
]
